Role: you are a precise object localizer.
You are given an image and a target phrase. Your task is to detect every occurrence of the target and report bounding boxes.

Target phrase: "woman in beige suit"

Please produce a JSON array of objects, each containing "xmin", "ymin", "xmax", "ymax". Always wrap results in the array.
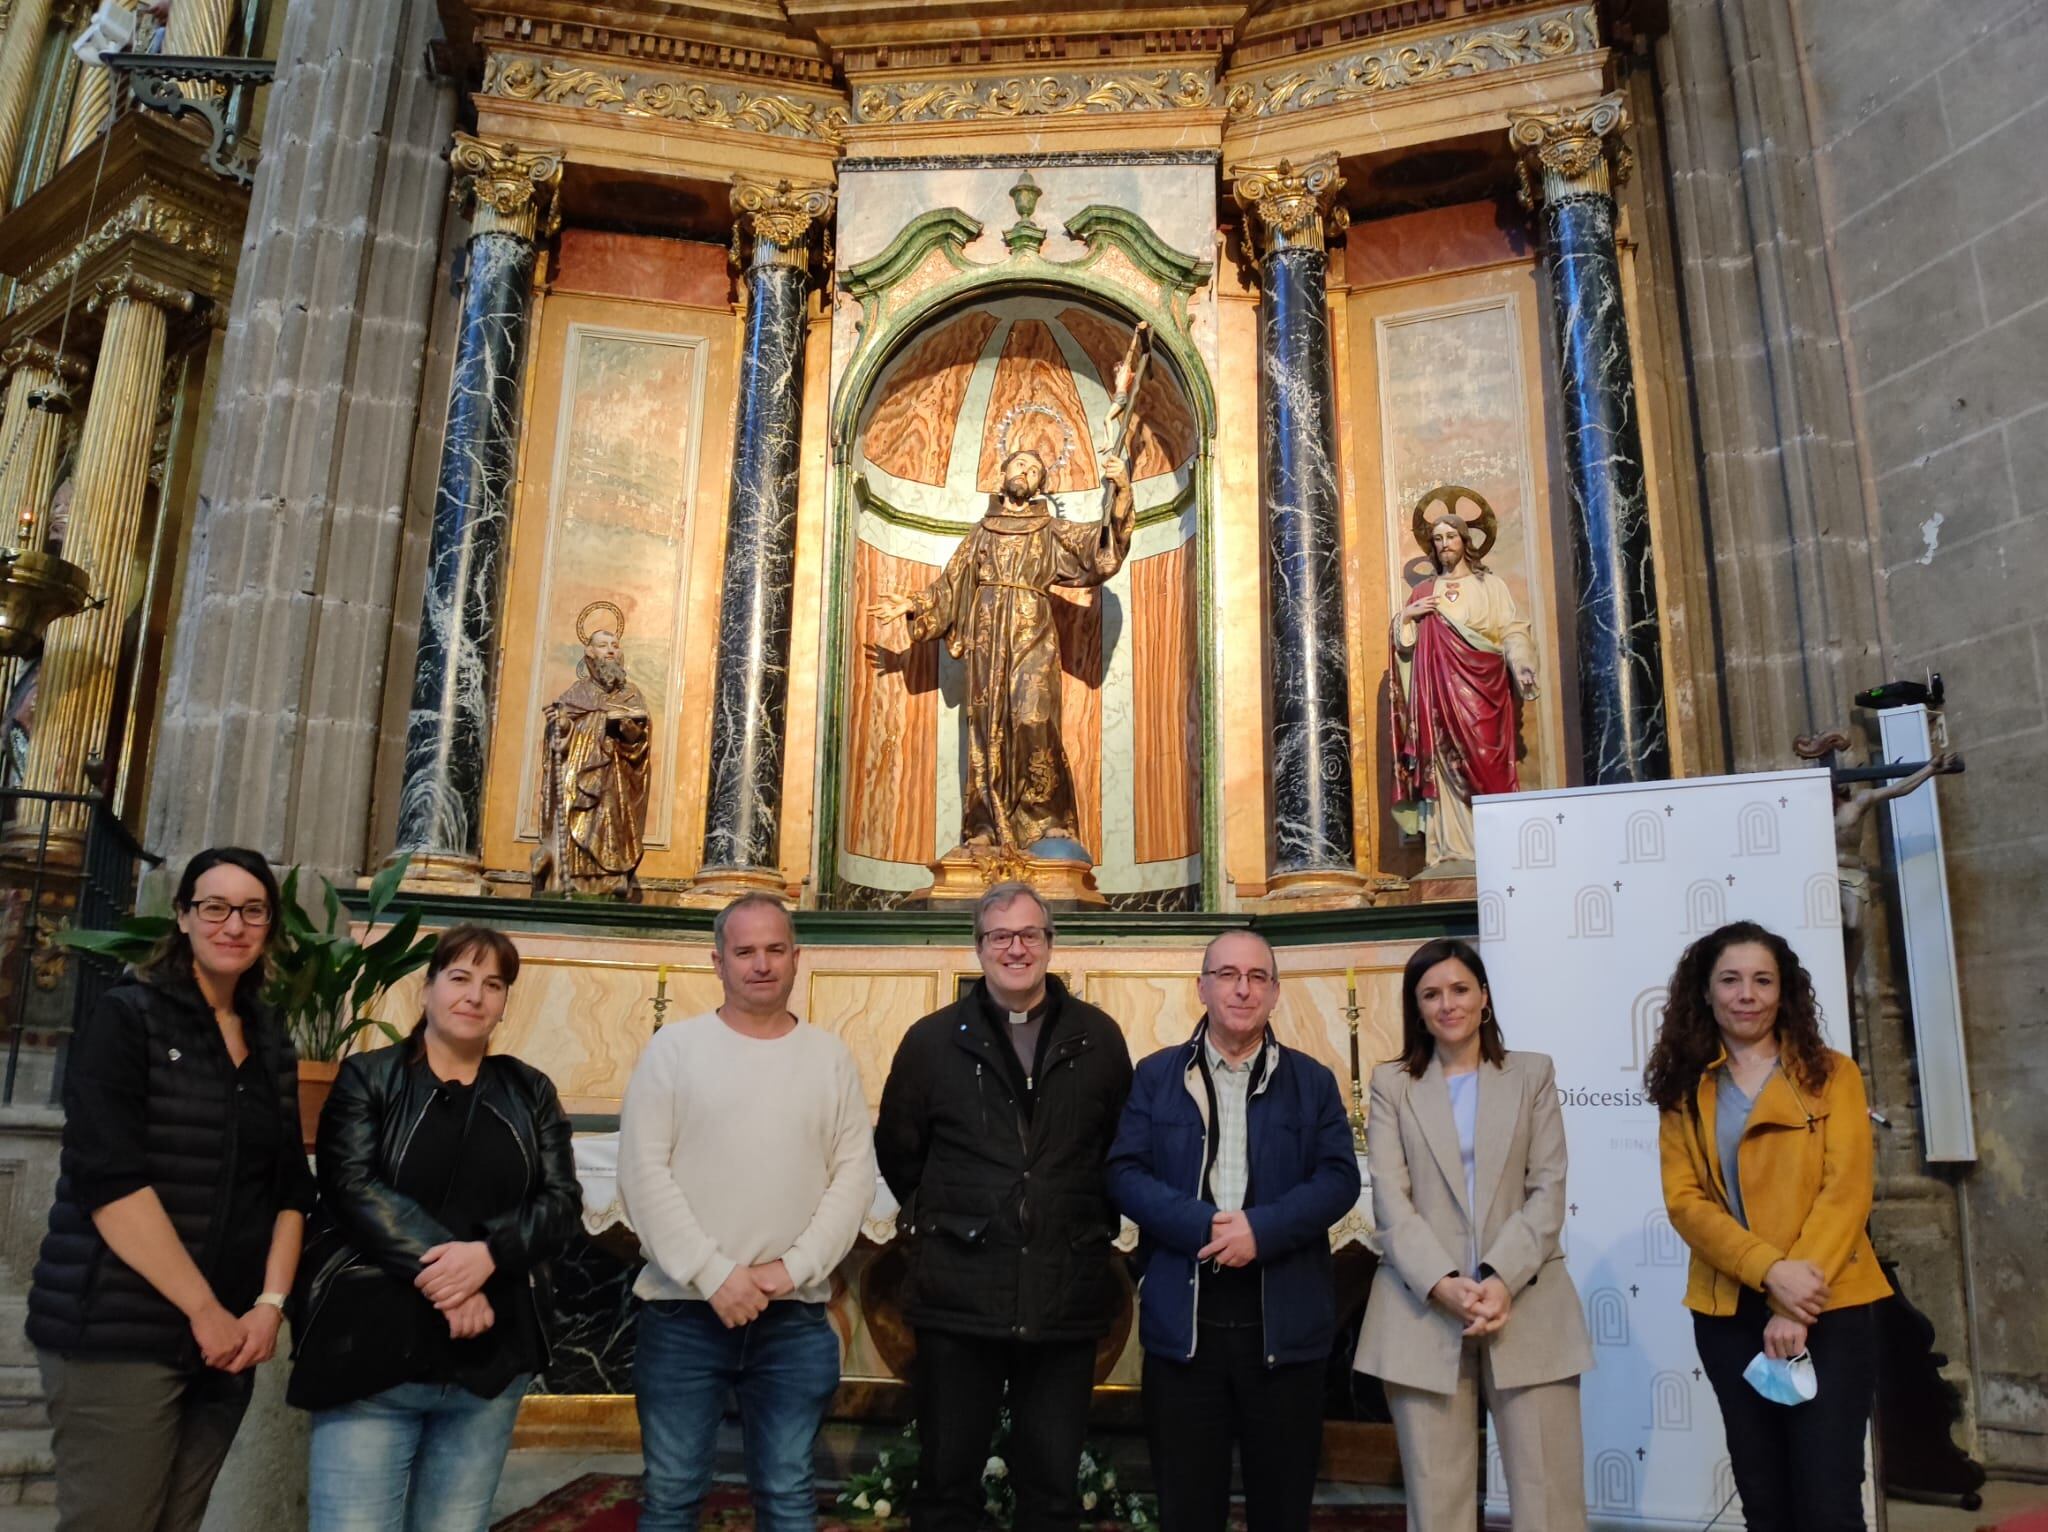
[{"xmin": 1355, "ymin": 937, "xmax": 1592, "ymax": 1531}]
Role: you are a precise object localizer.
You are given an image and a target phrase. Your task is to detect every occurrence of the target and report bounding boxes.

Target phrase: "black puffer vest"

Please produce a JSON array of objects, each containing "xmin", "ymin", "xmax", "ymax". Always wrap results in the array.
[{"xmin": 27, "ymin": 971, "xmax": 302, "ymax": 1363}]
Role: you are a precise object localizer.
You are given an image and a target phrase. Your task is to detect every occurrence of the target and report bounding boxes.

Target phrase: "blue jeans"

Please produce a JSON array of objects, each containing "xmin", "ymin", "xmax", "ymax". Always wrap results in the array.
[
  {"xmin": 634, "ymin": 1299, "xmax": 841, "ymax": 1532},
  {"xmin": 307, "ymin": 1376, "xmax": 532, "ymax": 1532}
]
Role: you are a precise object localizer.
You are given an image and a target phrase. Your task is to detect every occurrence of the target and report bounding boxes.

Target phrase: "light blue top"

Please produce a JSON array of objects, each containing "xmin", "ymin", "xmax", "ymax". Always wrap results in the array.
[
  {"xmin": 1715, "ymin": 1063, "xmax": 1774, "ymax": 1229},
  {"xmin": 1447, "ymin": 1070, "xmax": 1480, "ymax": 1272}
]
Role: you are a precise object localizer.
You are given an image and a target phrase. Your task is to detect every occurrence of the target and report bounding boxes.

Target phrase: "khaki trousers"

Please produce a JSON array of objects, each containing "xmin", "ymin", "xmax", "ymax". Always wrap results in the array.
[{"xmin": 1384, "ymin": 1340, "xmax": 1586, "ymax": 1532}]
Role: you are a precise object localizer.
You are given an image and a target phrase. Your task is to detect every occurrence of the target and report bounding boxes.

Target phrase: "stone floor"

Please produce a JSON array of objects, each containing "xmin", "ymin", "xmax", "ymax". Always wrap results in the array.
[{"xmin": 0, "ymin": 1453, "xmax": 2039, "ymax": 1529}]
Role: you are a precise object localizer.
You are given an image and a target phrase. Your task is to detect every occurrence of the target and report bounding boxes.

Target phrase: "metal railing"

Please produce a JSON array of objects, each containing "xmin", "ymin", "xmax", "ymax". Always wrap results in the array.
[{"xmin": 0, "ymin": 788, "xmax": 158, "ymax": 1105}]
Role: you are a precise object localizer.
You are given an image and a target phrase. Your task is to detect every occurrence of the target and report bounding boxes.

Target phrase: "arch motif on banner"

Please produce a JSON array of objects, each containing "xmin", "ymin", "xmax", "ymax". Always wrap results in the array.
[
  {"xmin": 1591, "ymin": 1450, "xmax": 1635, "ymax": 1511},
  {"xmin": 1623, "ymin": 809, "xmax": 1665, "ymax": 863},
  {"xmin": 1804, "ymin": 872, "xmax": 1841, "ymax": 928},
  {"xmin": 1516, "ymin": 816, "xmax": 1556, "ymax": 869},
  {"xmin": 1650, "ymin": 1370, "xmax": 1692, "ymax": 1430},
  {"xmin": 1571, "ymin": 885, "xmax": 1613, "ymax": 939},
  {"xmin": 1684, "ymin": 879, "xmax": 1725, "ymax": 935},
  {"xmin": 1587, "ymin": 1287, "xmax": 1629, "ymax": 1346},
  {"xmin": 1734, "ymin": 801, "xmax": 1779, "ymax": 857}
]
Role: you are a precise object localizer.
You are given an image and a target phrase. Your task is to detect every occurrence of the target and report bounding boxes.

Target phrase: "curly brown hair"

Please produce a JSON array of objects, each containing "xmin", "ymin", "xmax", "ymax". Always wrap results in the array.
[{"xmin": 1642, "ymin": 921, "xmax": 1835, "ymax": 1112}]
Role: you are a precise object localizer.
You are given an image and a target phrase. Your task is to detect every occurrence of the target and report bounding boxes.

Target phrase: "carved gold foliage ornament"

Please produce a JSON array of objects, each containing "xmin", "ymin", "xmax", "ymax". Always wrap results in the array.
[
  {"xmin": 16, "ymin": 192, "xmax": 234, "ymax": 307},
  {"xmin": 1508, "ymin": 92, "xmax": 1633, "ymax": 206},
  {"xmin": 449, "ymin": 132, "xmax": 564, "ymax": 242},
  {"xmin": 732, "ymin": 175, "xmax": 835, "ymax": 268},
  {"xmin": 86, "ymin": 269, "xmax": 198, "ymax": 317},
  {"xmin": 853, "ymin": 68, "xmax": 1214, "ymax": 125},
  {"xmin": 1231, "ymin": 153, "xmax": 1349, "ymax": 259},
  {"xmin": 1224, "ymin": 5, "xmax": 1598, "ymax": 120},
  {"xmin": 483, "ymin": 53, "xmax": 849, "ymax": 145},
  {"xmin": 0, "ymin": 341, "xmax": 89, "ymax": 384}
]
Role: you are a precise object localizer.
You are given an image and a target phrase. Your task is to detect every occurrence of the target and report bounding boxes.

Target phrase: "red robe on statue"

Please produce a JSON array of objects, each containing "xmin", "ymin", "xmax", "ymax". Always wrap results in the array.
[{"xmin": 1391, "ymin": 576, "xmax": 1523, "ymax": 819}]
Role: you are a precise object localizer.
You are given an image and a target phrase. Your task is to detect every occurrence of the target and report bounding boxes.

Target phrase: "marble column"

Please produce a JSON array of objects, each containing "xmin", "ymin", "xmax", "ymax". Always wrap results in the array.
[
  {"xmin": 692, "ymin": 174, "xmax": 833, "ymax": 893},
  {"xmin": 0, "ymin": 0, "xmax": 57, "ymax": 193},
  {"xmin": 11, "ymin": 272, "xmax": 189, "ymax": 857},
  {"xmin": 1232, "ymin": 155, "xmax": 1368, "ymax": 895},
  {"xmin": 0, "ymin": 341, "xmax": 86, "ymax": 548},
  {"xmin": 389, "ymin": 132, "xmax": 558, "ymax": 884},
  {"xmin": 1510, "ymin": 94, "xmax": 1670, "ymax": 783}
]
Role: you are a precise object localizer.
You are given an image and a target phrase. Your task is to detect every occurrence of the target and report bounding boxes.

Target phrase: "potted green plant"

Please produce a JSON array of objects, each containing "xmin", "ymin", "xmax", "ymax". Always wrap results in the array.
[{"xmin": 58, "ymin": 855, "xmax": 440, "ymax": 1146}]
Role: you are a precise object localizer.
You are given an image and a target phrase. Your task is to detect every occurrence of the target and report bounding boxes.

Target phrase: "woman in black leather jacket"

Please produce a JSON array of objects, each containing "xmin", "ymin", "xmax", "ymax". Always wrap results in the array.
[{"xmin": 290, "ymin": 924, "xmax": 579, "ymax": 1532}]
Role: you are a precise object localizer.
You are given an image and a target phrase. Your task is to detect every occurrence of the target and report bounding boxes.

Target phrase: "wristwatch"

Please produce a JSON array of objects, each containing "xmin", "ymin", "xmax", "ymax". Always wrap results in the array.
[{"xmin": 254, "ymin": 1292, "xmax": 287, "ymax": 1312}]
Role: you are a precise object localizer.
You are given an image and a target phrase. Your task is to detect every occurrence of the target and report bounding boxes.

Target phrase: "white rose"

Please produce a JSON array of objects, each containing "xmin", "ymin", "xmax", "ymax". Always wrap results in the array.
[
  {"xmin": 1102, "ymin": 1471, "xmax": 1116, "ymax": 1490},
  {"xmin": 853, "ymin": 1492, "xmax": 870, "ymax": 1510},
  {"xmin": 873, "ymin": 1499, "xmax": 892, "ymax": 1519},
  {"xmin": 985, "ymin": 1455, "xmax": 1008, "ymax": 1479},
  {"xmin": 1082, "ymin": 1491, "xmax": 1098, "ymax": 1511}
]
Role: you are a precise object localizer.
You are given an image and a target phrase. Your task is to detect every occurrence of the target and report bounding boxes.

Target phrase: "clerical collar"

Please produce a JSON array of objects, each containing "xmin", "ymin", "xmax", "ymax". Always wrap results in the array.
[{"xmin": 980, "ymin": 988, "xmax": 1050, "ymax": 1028}]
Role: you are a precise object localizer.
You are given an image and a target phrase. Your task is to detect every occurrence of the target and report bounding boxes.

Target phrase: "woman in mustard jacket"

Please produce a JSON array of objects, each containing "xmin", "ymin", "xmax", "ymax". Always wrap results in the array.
[{"xmin": 1647, "ymin": 921, "xmax": 1890, "ymax": 1532}]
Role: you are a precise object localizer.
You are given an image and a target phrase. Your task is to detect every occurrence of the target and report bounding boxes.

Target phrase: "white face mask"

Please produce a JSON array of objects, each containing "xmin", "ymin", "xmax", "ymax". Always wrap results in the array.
[{"xmin": 1742, "ymin": 1350, "xmax": 1818, "ymax": 1406}]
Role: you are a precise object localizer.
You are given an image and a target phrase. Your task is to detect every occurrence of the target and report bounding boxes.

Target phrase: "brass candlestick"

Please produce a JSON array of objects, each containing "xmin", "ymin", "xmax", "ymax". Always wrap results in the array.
[
  {"xmin": 1344, "ymin": 965, "xmax": 1367, "ymax": 1149},
  {"xmin": 652, "ymin": 963, "xmax": 670, "ymax": 1035}
]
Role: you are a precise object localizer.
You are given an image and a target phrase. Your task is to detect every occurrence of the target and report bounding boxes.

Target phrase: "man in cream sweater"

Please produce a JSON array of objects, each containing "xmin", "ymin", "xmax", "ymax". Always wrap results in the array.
[{"xmin": 619, "ymin": 893, "xmax": 875, "ymax": 1532}]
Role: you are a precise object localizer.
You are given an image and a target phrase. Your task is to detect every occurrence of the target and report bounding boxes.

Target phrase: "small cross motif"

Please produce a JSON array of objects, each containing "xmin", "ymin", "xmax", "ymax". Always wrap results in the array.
[
  {"xmin": 1636, "ymin": 1447, "xmax": 1647, "ymax": 1462},
  {"xmin": 1612, "ymin": 879, "xmax": 1623, "ymax": 892},
  {"xmin": 1506, "ymin": 885, "xmax": 1516, "ymax": 897},
  {"xmin": 1692, "ymin": 1367, "xmax": 1703, "ymax": 1381},
  {"xmin": 1778, "ymin": 796, "xmax": 1788, "ymax": 808},
  {"xmin": 1555, "ymin": 812, "xmax": 1565, "ymax": 824},
  {"xmin": 1664, "ymin": 805, "xmax": 1674, "ymax": 817},
  {"xmin": 1628, "ymin": 1284, "xmax": 1641, "ymax": 1298},
  {"xmin": 1725, "ymin": 873, "xmax": 1736, "ymax": 886},
  {"xmin": 1568, "ymin": 1203, "xmax": 1579, "ymax": 1216}
]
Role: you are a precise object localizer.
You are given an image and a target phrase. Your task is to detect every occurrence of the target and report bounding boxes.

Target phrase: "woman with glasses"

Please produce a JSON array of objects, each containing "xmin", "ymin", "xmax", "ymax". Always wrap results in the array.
[
  {"xmin": 28, "ymin": 847, "xmax": 317, "ymax": 1532},
  {"xmin": 1353, "ymin": 937, "xmax": 1592, "ymax": 1532},
  {"xmin": 291, "ymin": 923, "xmax": 579, "ymax": 1532}
]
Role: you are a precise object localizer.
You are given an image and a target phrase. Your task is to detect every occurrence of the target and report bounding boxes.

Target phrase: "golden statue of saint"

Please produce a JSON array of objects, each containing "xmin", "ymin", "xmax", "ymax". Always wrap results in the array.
[
  {"xmin": 869, "ymin": 446, "xmax": 1134, "ymax": 857},
  {"xmin": 533, "ymin": 602, "xmax": 652, "ymax": 900}
]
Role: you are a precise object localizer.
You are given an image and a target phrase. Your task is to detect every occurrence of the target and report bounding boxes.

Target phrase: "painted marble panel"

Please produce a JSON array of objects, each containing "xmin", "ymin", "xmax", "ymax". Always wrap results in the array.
[
  {"xmin": 1130, "ymin": 542, "xmax": 1199, "ymax": 864},
  {"xmin": 1050, "ymin": 586, "xmax": 1103, "ymax": 860},
  {"xmin": 513, "ymin": 328, "xmax": 706, "ymax": 848},
  {"xmin": 861, "ymin": 310, "xmax": 1001, "ymax": 487},
  {"xmin": 1375, "ymin": 294, "xmax": 1553, "ymax": 793},
  {"xmin": 804, "ymin": 970, "xmax": 940, "ymax": 1107},
  {"xmin": 974, "ymin": 320, "xmax": 1100, "ymax": 494},
  {"xmin": 845, "ymin": 542, "xmax": 940, "ymax": 863},
  {"xmin": 1058, "ymin": 304, "xmax": 1197, "ymax": 479}
]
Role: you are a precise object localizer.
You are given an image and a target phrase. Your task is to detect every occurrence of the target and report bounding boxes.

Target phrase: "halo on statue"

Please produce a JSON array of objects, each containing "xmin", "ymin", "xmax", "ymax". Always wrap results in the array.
[
  {"xmin": 575, "ymin": 600, "xmax": 626, "ymax": 646},
  {"xmin": 993, "ymin": 401, "xmax": 1077, "ymax": 479},
  {"xmin": 1410, "ymin": 484, "xmax": 1500, "ymax": 563}
]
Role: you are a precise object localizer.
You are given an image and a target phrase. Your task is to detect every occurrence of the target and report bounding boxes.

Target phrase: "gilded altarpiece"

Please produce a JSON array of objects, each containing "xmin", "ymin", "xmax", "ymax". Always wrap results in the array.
[
  {"xmin": 1336, "ymin": 213, "xmax": 1572, "ymax": 884},
  {"xmin": 481, "ymin": 234, "xmax": 739, "ymax": 888},
  {"xmin": 824, "ymin": 162, "xmax": 1220, "ymax": 908}
]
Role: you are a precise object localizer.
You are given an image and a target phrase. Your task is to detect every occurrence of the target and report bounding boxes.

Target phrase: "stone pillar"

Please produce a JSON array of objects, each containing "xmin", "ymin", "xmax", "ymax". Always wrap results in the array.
[
  {"xmin": 143, "ymin": 0, "xmax": 455, "ymax": 882},
  {"xmin": 1231, "ymin": 155, "xmax": 1368, "ymax": 896},
  {"xmin": 389, "ymin": 132, "xmax": 557, "ymax": 885},
  {"xmin": 12, "ymin": 272, "xmax": 189, "ymax": 854},
  {"xmin": 0, "ymin": 0, "xmax": 57, "ymax": 192},
  {"xmin": 692, "ymin": 174, "xmax": 833, "ymax": 893},
  {"xmin": 59, "ymin": 0, "xmax": 133, "ymax": 160},
  {"xmin": 1510, "ymin": 94, "xmax": 1670, "ymax": 784},
  {"xmin": 0, "ymin": 341, "xmax": 85, "ymax": 548}
]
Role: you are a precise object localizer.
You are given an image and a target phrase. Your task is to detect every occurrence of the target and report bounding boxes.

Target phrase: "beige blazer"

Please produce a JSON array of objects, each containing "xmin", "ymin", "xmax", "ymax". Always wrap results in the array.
[{"xmin": 1353, "ymin": 1049, "xmax": 1593, "ymax": 1394}]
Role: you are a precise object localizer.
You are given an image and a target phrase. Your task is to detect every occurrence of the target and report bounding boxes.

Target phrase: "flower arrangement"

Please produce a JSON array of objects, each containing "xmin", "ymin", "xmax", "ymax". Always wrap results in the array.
[{"xmin": 837, "ymin": 1413, "xmax": 1155, "ymax": 1528}]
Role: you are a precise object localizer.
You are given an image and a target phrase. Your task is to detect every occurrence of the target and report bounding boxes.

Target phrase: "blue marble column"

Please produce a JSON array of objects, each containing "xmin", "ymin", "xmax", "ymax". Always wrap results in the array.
[
  {"xmin": 1512, "ymin": 96, "xmax": 1670, "ymax": 783},
  {"xmin": 1233, "ymin": 156, "xmax": 1365, "ymax": 888},
  {"xmin": 392, "ymin": 135, "xmax": 560, "ymax": 877},
  {"xmin": 696, "ymin": 177, "xmax": 834, "ymax": 884}
]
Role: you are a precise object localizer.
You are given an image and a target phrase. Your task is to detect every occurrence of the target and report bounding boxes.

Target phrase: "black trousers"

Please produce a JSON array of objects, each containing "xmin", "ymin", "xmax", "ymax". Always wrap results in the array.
[
  {"xmin": 1692, "ymin": 1290, "xmax": 1877, "ymax": 1532},
  {"xmin": 910, "ymin": 1328, "xmax": 1097, "ymax": 1532},
  {"xmin": 1142, "ymin": 1323, "xmax": 1324, "ymax": 1532}
]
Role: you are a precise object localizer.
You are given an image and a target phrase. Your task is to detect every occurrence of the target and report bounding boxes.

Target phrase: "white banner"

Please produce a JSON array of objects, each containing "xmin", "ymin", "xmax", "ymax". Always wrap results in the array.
[{"xmin": 1474, "ymin": 769, "xmax": 1850, "ymax": 1530}]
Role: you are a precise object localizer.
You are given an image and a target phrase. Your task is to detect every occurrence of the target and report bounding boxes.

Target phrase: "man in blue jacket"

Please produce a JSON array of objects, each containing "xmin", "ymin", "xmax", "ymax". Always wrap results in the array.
[{"xmin": 1107, "ymin": 931, "xmax": 1362, "ymax": 1532}]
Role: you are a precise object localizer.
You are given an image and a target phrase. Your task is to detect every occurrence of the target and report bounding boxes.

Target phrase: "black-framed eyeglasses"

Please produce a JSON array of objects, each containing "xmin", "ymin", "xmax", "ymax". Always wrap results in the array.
[
  {"xmin": 1202, "ymin": 966, "xmax": 1275, "ymax": 989},
  {"xmin": 184, "ymin": 898, "xmax": 273, "ymax": 929},
  {"xmin": 979, "ymin": 927, "xmax": 1049, "ymax": 951}
]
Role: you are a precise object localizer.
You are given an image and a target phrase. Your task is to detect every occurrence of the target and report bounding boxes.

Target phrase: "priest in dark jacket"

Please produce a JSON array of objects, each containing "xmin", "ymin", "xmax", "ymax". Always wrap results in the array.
[
  {"xmin": 1108, "ymin": 930, "xmax": 1362, "ymax": 1532},
  {"xmin": 876, "ymin": 881, "xmax": 1132, "ymax": 1532}
]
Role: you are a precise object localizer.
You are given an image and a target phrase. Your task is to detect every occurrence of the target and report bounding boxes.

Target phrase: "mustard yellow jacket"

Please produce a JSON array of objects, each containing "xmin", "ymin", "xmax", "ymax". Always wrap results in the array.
[{"xmin": 1657, "ymin": 1046, "xmax": 1892, "ymax": 1317}]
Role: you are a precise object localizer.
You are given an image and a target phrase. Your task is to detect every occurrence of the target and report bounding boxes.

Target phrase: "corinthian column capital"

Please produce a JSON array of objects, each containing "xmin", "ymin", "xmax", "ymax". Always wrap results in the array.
[
  {"xmin": 1509, "ymin": 92, "xmax": 1634, "ymax": 206},
  {"xmin": 449, "ymin": 132, "xmax": 564, "ymax": 242},
  {"xmin": 731, "ymin": 175, "xmax": 835, "ymax": 270},
  {"xmin": 1230, "ymin": 153, "xmax": 1349, "ymax": 260}
]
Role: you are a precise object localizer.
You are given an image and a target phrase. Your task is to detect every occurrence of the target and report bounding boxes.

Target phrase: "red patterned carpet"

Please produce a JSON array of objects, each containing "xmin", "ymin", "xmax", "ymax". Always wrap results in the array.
[{"xmin": 491, "ymin": 1476, "xmax": 1419, "ymax": 1531}]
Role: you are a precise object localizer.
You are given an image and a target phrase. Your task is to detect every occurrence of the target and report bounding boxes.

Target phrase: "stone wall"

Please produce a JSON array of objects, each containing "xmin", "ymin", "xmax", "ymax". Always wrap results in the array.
[{"xmin": 1792, "ymin": 0, "xmax": 2048, "ymax": 1472}]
